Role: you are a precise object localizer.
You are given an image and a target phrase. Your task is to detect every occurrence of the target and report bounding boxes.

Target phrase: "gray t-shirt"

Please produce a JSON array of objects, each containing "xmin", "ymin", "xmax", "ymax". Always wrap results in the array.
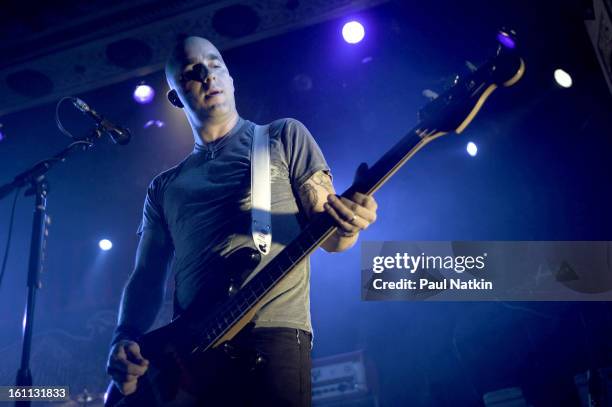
[{"xmin": 139, "ymin": 117, "xmax": 330, "ymax": 333}]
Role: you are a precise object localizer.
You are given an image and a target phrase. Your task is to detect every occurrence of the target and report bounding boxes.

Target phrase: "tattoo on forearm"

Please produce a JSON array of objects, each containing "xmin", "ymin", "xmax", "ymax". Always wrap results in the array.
[
  {"xmin": 299, "ymin": 183, "xmax": 318, "ymax": 212},
  {"xmin": 298, "ymin": 170, "xmax": 334, "ymax": 214},
  {"xmin": 311, "ymin": 171, "xmax": 334, "ymax": 194}
]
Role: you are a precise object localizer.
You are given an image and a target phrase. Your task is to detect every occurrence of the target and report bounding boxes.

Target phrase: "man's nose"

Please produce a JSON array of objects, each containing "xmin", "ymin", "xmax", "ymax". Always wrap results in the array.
[{"xmin": 195, "ymin": 65, "xmax": 215, "ymax": 84}]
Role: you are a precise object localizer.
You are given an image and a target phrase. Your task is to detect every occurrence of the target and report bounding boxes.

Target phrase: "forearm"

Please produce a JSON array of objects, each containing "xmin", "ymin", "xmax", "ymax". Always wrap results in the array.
[
  {"xmin": 296, "ymin": 169, "xmax": 375, "ymax": 253},
  {"xmin": 112, "ymin": 270, "xmax": 165, "ymax": 344},
  {"xmin": 321, "ymin": 229, "xmax": 359, "ymax": 252}
]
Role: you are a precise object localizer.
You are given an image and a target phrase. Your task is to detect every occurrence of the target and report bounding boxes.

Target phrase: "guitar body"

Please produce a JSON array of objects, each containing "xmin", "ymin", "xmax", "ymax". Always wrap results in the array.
[
  {"xmin": 105, "ymin": 247, "xmax": 262, "ymax": 407},
  {"xmin": 105, "ymin": 338, "xmax": 230, "ymax": 406}
]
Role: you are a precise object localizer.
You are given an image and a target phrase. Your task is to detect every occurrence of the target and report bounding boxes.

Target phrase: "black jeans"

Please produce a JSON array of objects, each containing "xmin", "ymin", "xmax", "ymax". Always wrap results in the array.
[{"xmin": 190, "ymin": 325, "xmax": 312, "ymax": 407}]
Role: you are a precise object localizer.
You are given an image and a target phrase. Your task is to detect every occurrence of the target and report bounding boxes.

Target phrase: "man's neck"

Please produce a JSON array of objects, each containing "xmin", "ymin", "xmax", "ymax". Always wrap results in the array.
[{"xmin": 192, "ymin": 111, "xmax": 239, "ymax": 144}]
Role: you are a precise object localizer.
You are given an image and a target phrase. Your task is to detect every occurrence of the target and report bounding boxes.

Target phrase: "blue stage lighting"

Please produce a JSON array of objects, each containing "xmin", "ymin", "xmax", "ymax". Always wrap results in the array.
[
  {"xmin": 144, "ymin": 120, "xmax": 165, "ymax": 129},
  {"xmin": 554, "ymin": 69, "xmax": 572, "ymax": 88},
  {"xmin": 99, "ymin": 239, "xmax": 113, "ymax": 251},
  {"xmin": 133, "ymin": 84, "xmax": 155, "ymax": 104},
  {"xmin": 342, "ymin": 21, "xmax": 365, "ymax": 44},
  {"xmin": 497, "ymin": 31, "xmax": 516, "ymax": 49},
  {"xmin": 467, "ymin": 142, "xmax": 478, "ymax": 157}
]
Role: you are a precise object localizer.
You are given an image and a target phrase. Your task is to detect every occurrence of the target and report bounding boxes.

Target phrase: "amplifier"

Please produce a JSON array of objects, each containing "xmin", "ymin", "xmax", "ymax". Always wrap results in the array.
[
  {"xmin": 483, "ymin": 387, "xmax": 530, "ymax": 407},
  {"xmin": 312, "ymin": 350, "xmax": 377, "ymax": 406}
]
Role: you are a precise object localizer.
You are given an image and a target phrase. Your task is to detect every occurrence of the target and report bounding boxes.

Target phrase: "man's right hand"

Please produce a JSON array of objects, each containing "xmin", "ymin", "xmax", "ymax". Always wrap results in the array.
[{"xmin": 106, "ymin": 340, "xmax": 150, "ymax": 396}]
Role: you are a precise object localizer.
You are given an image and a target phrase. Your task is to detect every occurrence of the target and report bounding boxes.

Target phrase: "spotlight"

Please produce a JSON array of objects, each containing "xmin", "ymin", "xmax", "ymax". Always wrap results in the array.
[
  {"xmin": 342, "ymin": 21, "xmax": 365, "ymax": 44},
  {"xmin": 99, "ymin": 239, "xmax": 113, "ymax": 251},
  {"xmin": 133, "ymin": 83, "xmax": 155, "ymax": 104},
  {"xmin": 554, "ymin": 69, "xmax": 573, "ymax": 88},
  {"xmin": 466, "ymin": 142, "xmax": 478, "ymax": 157},
  {"xmin": 496, "ymin": 30, "xmax": 516, "ymax": 49},
  {"xmin": 144, "ymin": 120, "xmax": 165, "ymax": 129}
]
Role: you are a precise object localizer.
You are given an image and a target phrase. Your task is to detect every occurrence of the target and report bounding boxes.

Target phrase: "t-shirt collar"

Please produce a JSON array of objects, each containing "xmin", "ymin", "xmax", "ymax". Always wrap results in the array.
[{"xmin": 193, "ymin": 116, "xmax": 245, "ymax": 154}]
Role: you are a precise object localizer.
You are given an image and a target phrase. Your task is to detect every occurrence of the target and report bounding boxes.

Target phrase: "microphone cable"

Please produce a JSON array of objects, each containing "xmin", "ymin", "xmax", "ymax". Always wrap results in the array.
[{"xmin": 55, "ymin": 96, "xmax": 79, "ymax": 139}]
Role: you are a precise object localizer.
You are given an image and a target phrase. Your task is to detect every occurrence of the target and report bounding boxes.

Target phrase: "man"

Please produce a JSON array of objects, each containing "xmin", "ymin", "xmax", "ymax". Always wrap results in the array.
[{"xmin": 106, "ymin": 35, "xmax": 378, "ymax": 406}]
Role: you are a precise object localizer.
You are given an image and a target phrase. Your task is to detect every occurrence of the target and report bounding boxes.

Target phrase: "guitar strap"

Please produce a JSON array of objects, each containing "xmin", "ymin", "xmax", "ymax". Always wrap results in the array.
[{"xmin": 251, "ymin": 124, "xmax": 272, "ymax": 255}]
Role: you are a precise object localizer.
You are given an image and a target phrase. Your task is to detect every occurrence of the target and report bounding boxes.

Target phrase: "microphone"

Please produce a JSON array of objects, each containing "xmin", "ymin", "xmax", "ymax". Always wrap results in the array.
[{"xmin": 71, "ymin": 97, "xmax": 131, "ymax": 145}]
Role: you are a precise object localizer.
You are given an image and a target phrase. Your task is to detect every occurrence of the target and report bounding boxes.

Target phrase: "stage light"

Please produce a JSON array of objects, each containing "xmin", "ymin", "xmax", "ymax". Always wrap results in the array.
[
  {"xmin": 99, "ymin": 239, "xmax": 113, "ymax": 251},
  {"xmin": 554, "ymin": 69, "xmax": 573, "ymax": 88},
  {"xmin": 466, "ymin": 142, "xmax": 478, "ymax": 157},
  {"xmin": 496, "ymin": 31, "xmax": 516, "ymax": 49},
  {"xmin": 0, "ymin": 123, "xmax": 4, "ymax": 141},
  {"xmin": 342, "ymin": 21, "xmax": 365, "ymax": 44},
  {"xmin": 133, "ymin": 83, "xmax": 155, "ymax": 104},
  {"xmin": 144, "ymin": 120, "xmax": 165, "ymax": 129}
]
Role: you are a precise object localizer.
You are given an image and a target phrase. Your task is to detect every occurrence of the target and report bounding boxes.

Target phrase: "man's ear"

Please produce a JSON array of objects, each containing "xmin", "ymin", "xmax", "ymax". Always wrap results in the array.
[{"xmin": 167, "ymin": 89, "xmax": 184, "ymax": 108}]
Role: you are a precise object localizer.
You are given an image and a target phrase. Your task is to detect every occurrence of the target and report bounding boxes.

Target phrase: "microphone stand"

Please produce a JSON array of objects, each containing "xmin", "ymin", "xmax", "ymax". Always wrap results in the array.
[{"xmin": 0, "ymin": 128, "xmax": 103, "ymax": 407}]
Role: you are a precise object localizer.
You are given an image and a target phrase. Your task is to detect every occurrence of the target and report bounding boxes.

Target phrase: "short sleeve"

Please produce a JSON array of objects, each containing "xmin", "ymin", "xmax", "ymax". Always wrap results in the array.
[
  {"xmin": 280, "ymin": 118, "xmax": 331, "ymax": 188},
  {"xmin": 136, "ymin": 177, "xmax": 170, "ymax": 238}
]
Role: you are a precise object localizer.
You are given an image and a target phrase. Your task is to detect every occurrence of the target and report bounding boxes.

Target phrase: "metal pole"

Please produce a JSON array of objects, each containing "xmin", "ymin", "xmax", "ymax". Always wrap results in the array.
[{"xmin": 15, "ymin": 178, "xmax": 48, "ymax": 407}]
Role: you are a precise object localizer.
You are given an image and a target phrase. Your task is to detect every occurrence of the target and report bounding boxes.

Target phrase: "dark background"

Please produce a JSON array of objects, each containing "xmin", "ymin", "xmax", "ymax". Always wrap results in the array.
[{"xmin": 1, "ymin": 0, "xmax": 611, "ymax": 405}]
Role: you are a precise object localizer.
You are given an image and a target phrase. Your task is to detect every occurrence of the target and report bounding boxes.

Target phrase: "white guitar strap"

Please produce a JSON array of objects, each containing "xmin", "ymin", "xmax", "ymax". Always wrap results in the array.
[{"xmin": 251, "ymin": 124, "xmax": 272, "ymax": 255}]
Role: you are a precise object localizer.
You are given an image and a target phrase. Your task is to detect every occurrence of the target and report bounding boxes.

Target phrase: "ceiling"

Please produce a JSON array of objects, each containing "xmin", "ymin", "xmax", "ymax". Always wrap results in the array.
[{"xmin": 0, "ymin": 0, "xmax": 388, "ymax": 116}]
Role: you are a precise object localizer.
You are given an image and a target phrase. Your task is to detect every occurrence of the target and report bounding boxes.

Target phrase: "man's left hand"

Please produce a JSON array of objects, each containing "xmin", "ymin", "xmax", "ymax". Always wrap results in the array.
[{"xmin": 323, "ymin": 163, "xmax": 378, "ymax": 237}]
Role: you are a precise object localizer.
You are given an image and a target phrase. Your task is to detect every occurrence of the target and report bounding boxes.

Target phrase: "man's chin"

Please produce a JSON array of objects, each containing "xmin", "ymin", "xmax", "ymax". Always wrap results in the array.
[{"xmin": 193, "ymin": 104, "xmax": 231, "ymax": 120}]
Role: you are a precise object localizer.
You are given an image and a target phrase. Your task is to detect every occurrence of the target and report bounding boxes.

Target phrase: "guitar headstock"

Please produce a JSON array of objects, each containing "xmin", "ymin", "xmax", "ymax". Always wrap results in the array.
[{"xmin": 417, "ymin": 40, "xmax": 525, "ymax": 137}]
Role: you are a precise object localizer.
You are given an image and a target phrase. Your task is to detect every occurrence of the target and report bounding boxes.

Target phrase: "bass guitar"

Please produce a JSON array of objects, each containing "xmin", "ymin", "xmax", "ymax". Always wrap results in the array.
[{"xmin": 105, "ymin": 42, "xmax": 525, "ymax": 407}]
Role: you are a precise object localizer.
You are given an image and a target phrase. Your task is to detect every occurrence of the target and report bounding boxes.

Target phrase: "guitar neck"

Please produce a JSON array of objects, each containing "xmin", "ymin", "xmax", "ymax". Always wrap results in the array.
[{"xmin": 191, "ymin": 124, "xmax": 441, "ymax": 350}]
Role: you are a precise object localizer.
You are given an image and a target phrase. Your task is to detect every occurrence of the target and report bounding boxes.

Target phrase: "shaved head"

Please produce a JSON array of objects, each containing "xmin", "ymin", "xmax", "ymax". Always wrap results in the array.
[
  {"xmin": 165, "ymin": 36, "xmax": 224, "ymax": 87},
  {"xmin": 165, "ymin": 35, "xmax": 236, "ymax": 124}
]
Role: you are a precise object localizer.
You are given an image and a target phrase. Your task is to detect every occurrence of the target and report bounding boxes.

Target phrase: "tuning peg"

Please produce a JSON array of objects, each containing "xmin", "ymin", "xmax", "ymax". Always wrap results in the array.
[{"xmin": 441, "ymin": 73, "xmax": 461, "ymax": 91}]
